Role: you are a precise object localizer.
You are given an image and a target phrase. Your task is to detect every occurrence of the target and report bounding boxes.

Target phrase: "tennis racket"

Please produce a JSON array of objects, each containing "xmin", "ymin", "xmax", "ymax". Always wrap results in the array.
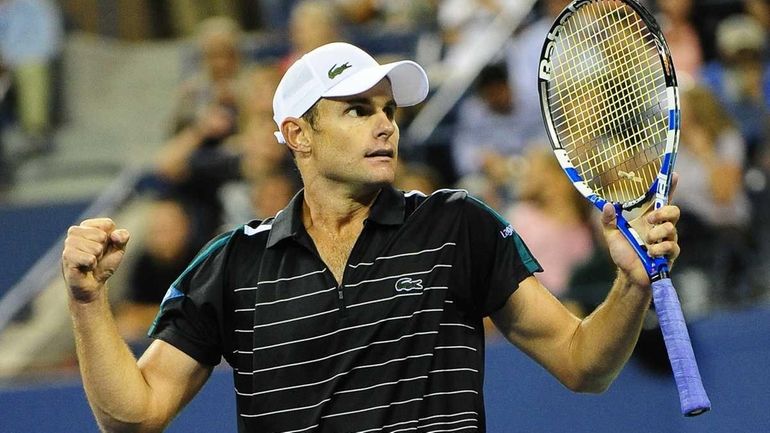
[{"xmin": 538, "ymin": 0, "xmax": 710, "ymax": 416}]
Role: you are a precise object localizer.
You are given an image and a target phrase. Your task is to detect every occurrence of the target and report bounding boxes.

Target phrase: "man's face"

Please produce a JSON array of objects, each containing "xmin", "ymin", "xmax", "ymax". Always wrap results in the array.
[
  {"xmin": 203, "ymin": 33, "xmax": 240, "ymax": 82},
  {"xmin": 303, "ymin": 78, "xmax": 400, "ymax": 189}
]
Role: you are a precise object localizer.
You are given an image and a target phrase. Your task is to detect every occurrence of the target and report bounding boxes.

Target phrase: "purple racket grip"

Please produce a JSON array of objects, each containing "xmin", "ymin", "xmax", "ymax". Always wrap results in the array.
[{"xmin": 652, "ymin": 278, "xmax": 711, "ymax": 416}]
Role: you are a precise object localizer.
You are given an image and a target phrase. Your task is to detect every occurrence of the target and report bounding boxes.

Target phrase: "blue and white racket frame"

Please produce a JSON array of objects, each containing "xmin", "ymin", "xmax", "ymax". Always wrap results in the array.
[{"xmin": 537, "ymin": 0, "xmax": 711, "ymax": 417}]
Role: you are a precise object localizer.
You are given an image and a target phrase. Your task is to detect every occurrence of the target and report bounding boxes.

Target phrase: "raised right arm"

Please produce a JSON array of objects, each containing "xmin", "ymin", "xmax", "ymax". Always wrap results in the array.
[{"xmin": 63, "ymin": 218, "xmax": 211, "ymax": 433}]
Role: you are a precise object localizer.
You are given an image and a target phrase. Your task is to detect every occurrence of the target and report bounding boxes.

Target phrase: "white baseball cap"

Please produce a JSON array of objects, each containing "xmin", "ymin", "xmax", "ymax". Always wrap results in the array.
[{"xmin": 272, "ymin": 42, "xmax": 430, "ymax": 144}]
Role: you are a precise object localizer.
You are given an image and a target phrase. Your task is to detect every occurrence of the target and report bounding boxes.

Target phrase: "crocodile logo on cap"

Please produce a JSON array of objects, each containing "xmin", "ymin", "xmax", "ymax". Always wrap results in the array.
[{"xmin": 328, "ymin": 62, "xmax": 352, "ymax": 79}]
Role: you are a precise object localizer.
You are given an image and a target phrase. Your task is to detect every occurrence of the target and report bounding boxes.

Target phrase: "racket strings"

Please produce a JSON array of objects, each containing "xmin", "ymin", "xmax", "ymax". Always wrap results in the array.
[
  {"xmin": 551, "ymin": 12, "xmax": 660, "ymax": 160},
  {"xmin": 547, "ymin": 1, "xmax": 668, "ymax": 204},
  {"xmin": 550, "ymin": 2, "xmax": 644, "ymax": 120},
  {"xmin": 554, "ymin": 12, "xmax": 662, "ymax": 188},
  {"xmin": 553, "ymin": 4, "xmax": 662, "ymax": 150},
  {"xmin": 550, "ymin": 2, "xmax": 647, "ymax": 121},
  {"xmin": 561, "ymin": 9, "xmax": 664, "ymax": 193}
]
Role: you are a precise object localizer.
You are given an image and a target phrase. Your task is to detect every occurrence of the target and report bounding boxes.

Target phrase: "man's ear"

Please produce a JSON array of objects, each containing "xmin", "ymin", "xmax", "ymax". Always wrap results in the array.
[{"xmin": 281, "ymin": 118, "xmax": 311, "ymax": 155}]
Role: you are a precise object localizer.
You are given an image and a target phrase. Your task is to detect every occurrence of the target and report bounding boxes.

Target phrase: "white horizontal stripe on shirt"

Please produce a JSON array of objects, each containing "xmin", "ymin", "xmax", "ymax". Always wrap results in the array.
[
  {"xmin": 348, "ymin": 243, "xmax": 456, "ymax": 269},
  {"xmin": 278, "ymin": 424, "xmax": 318, "ymax": 433},
  {"xmin": 235, "ymin": 353, "xmax": 434, "ymax": 392},
  {"xmin": 320, "ymin": 389, "xmax": 478, "ymax": 421},
  {"xmin": 439, "ymin": 323, "xmax": 476, "ymax": 331},
  {"xmin": 234, "ymin": 268, "xmax": 327, "ymax": 292},
  {"xmin": 400, "ymin": 417, "xmax": 478, "ymax": 433},
  {"xmin": 252, "ymin": 307, "xmax": 338, "ymax": 329},
  {"xmin": 357, "ymin": 412, "xmax": 479, "ymax": 433},
  {"xmin": 428, "ymin": 368, "xmax": 479, "ymax": 375},
  {"xmin": 332, "ymin": 375, "xmax": 428, "ymax": 396},
  {"xmin": 422, "ymin": 425, "xmax": 477, "ymax": 433},
  {"xmin": 252, "ymin": 308, "xmax": 443, "ymax": 351},
  {"xmin": 321, "ymin": 397, "xmax": 424, "ymax": 419},
  {"xmin": 345, "ymin": 264, "xmax": 452, "ymax": 288},
  {"xmin": 254, "ymin": 286, "xmax": 337, "ymax": 309},
  {"xmin": 233, "ymin": 287, "xmax": 448, "ymax": 333},
  {"xmin": 347, "ymin": 287, "xmax": 448, "ymax": 310},
  {"xmin": 239, "ymin": 397, "xmax": 331, "ymax": 418},
  {"xmin": 246, "ymin": 331, "xmax": 439, "ymax": 374},
  {"xmin": 423, "ymin": 390, "xmax": 479, "ymax": 399},
  {"xmin": 435, "ymin": 345, "xmax": 477, "ymax": 352}
]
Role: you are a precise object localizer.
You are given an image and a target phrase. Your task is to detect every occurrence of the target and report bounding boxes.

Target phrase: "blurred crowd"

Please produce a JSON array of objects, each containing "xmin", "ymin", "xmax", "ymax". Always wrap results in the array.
[{"xmin": 1, "ymin": 0, "xmax": 769, "ymax": 369}]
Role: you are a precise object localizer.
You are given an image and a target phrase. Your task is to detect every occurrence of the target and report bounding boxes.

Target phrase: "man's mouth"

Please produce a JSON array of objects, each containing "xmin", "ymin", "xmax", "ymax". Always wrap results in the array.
[{"xmin": 365, "ymin": 149, "xmax": 394, "ymax": 158}]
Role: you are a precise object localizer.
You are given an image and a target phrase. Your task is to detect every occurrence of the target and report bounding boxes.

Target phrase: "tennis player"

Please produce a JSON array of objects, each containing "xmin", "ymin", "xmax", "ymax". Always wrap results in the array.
[{"xmin": 61, "ymin": 42, "xmax": 681, "ymax": 432}]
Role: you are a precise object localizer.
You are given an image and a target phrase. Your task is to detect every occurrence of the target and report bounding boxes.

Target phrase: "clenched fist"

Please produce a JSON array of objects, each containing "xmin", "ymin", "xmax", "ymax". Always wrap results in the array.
[{"xmin": 61, "ymin": 218, "xmax": 130, "ymax": 303}]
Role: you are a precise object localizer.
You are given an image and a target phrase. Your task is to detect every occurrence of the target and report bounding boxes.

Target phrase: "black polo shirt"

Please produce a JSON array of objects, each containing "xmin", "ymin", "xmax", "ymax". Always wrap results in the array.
[{"xmin": 149, "ymin": 186, "xmax": 541, "ymax": 433}]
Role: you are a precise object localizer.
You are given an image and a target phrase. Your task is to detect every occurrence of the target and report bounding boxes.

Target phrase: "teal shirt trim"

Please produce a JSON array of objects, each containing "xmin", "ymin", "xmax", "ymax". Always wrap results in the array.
[
  {"xmin": 467, "ymin": 194, "xmax": 542, "ymax": 275},
  {"xmin": 147, "ymin": 229, "xmax": 237, "ymax": 336}
]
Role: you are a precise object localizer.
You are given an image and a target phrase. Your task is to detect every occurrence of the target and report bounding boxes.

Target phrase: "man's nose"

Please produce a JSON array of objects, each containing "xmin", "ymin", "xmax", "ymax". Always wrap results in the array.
[{"xmin": 373, "ymin": 110, "xmax": 395, "ymax": 139}]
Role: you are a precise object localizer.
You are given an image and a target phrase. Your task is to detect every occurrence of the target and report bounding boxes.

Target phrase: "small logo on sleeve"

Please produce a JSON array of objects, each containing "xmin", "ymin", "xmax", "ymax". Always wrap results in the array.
[
  {"xmin": 500, "ymin": 224, "xmax": 514, "ymax": 239},
  {"xmin": 328, "ymin": 62, "xmax": 352, "ymax": 79},
  {"xmin": 395, "ymin": 277, "xmax": 423, "ymax": 292}
]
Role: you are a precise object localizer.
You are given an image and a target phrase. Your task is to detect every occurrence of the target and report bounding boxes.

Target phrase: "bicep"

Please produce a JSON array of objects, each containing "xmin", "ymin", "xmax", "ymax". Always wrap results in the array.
[
  {"xmin": 137, "ymin": 340, "xmax": 213, "ymax": 429},
  {"xmin": 490, "ymin": 276, "xmax": 581, "ymax": 384}
]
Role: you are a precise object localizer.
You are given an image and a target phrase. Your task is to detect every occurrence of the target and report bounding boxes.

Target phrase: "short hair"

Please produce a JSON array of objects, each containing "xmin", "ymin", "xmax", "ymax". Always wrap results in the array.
[
  {"xmin": 476, "ymin": 63, "xmax": 509, "ymax": 89},
  {"xmin": 300, "ymin": 101, "xmax": 321, "ymax": 132}
]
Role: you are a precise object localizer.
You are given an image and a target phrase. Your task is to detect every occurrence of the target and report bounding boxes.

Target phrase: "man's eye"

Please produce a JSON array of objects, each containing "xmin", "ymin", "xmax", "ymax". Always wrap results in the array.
[{"xmin": 346, "ymin": 105, "xmax": 372, "ymax": 117}]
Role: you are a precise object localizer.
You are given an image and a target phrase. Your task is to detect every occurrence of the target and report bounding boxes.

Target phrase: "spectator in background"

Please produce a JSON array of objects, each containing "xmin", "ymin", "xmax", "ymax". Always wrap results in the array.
[
  {"xmin": 115, "ymin": 198, "xmax": 198, "ymax": 345},
  {"xmin": 655, "ymin": 0, "xmax": 703, "ymax": 79},
  {"xmin": 700, "ymin": 15, "xmax": 770, "ymax": 297},
  {"xmin": 220, "ymin": 115, "xmax": 298, "ymax": 227},
  {"xmin": 219, "ymin": 64, "xmax": 298, "ymax": 227},
  {"xmin": 165, "ymin": 0, "xmax": 240, "ymax": 36},
  {"xmin": 0, "ymin": 0, "xmax": 63, "ymax": 166},
  {"xmin": 701, "ymin": 14, "xmax": 769, "ymax": 166},
  {"xmin": 279, "ymin": 0, "xmax": 342, "ymax": 73},
  {"xmin": 504, "ymin": 148, "xmax": 594, "ymax": 299},
  {"xmin": 154, "ymin": 92, "xmax": 240, "ymax": 241},
  {"xmin": 155, "ymin": 16, "xmax": 245, "ymax": 242},
  {"xmin": 437, "ymin": 0, "xmax": 519, "ymax": 70},
  {"xmin": 451, "ymin": 63, "xmax": 528, "ymax": 179},
  {"xmin": 238, "ymin": 64, "xmax": 282, "ymax": 126},
  {"xmin": 394, "ymin": 161, "xmax": 442, "ymax": 194},
  {"xmin": 249, "ymin": 171, "xmax": 300, "ymax": 219},
  {"xmin": 674, "ymin": 83, "xmax": 752, "ymax": 310},
  {"xmin": 504, "ymin": 0, "xmax": 570, "ymax": 145},
  {"xmin": 170, "ymin": 16, "xmax": 242, "ymax": 133},
  {"xmin": 745, "ymin": 0, "xmax": 770, "ymax": 39},
  {"xmin": 333, "ymin": 0, "xmax": 436, "ymax": 30}
]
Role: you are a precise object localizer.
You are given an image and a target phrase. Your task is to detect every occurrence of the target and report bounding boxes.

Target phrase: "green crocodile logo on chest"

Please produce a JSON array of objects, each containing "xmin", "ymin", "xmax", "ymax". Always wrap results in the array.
[{"xmin": 395, "ymin": 277, "xmax": 423, "ymax": 292}]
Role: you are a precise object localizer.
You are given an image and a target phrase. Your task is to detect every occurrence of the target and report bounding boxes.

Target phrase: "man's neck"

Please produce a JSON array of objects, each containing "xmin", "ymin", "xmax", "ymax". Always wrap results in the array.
[{"xmin": 301, "ymin": 179, "xmax": 382, "ymax": 235}]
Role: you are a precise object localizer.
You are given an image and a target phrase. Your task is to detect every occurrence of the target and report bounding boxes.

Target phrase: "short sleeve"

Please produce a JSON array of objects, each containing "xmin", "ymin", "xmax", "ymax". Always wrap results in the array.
[
  {"xmin": 463, "ymin": 195, "xmax": 542, "ymax": 316},
  {"xmin": 147, "ymin": 231, "xmax": 235, "ymax": 366}
]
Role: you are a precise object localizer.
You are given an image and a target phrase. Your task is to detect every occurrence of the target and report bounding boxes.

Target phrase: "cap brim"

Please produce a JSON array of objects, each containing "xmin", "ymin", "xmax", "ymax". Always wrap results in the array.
[{"xmin": 321, "ymin": 60, "xmax": 429, "ymax": 107}]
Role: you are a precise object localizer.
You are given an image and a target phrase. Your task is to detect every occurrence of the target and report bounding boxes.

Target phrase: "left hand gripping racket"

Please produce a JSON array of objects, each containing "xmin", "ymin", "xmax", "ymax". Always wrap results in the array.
[{"xmin": 537, "ymin": 0, "xmax": 710, "ymax": 416}]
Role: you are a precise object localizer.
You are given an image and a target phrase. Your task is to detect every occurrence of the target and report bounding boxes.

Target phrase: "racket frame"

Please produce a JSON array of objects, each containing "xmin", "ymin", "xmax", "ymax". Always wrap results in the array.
[
  {"xmin": 538, "ymin": 0, "xmax": 678, "ymax": 280},
  {"xmin": 537, "ymin": 0, "xmax": 711, "ymax": 417}
]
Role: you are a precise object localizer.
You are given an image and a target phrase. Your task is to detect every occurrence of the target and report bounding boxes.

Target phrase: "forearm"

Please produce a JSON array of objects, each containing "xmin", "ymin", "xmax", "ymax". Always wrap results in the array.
[
  {"xmin": 69, "ymin": 289, "xmax": 158, "ymax": 432},
  {"xmin": 569, "ymin": 272, "xmax": 651, "ymax": 392}
]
